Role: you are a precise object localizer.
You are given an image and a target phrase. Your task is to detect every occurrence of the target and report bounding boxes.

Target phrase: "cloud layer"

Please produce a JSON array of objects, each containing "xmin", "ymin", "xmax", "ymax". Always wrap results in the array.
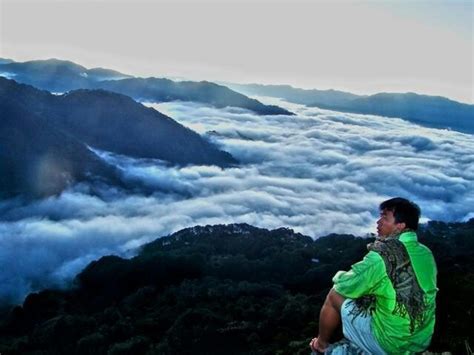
[{"xmin": 1, "ymin": 97, "xmax": 473, "ymax": 304}]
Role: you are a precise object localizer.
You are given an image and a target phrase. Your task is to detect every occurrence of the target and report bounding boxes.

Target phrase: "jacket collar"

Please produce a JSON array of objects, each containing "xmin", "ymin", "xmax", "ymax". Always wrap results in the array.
[{"xmin": 399, "ymin": 230, "xmax": 417, "ymax": 242}]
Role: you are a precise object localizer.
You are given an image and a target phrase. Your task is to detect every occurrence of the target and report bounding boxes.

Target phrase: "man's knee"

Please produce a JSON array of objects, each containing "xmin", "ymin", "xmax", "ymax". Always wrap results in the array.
[{"xmin": 326, "ymin": 288, "xmax": 346, "ymax": 312}]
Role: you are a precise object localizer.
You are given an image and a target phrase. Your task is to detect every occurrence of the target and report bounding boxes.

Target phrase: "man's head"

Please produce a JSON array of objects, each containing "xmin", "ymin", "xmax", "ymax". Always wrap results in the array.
[{"xmin": 377, "ymin": 197, "xmax": 421, "ymax": 238}]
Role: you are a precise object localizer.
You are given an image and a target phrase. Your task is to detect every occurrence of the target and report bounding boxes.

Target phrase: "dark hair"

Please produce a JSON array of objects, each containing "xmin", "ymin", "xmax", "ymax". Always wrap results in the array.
[{"xmin": 379, "ymin": 197, "xmax": 421, "ymax": 231}]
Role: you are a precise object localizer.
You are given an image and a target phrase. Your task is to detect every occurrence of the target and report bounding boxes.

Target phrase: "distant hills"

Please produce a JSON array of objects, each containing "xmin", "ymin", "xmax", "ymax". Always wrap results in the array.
[
  {"xmin": 0, "ymin": 58, "xmax": 131, "ymax": 92},
  {"xmin": 1, "ymin": 220, "xmax": 472, "ymax": 354},
  {"xmin": 3, "ymin": 58, "xmax": 472, "ymax": 132},
  {"xmin": 0, "ymin": 59, "xmax": 292, "ymax": 116},
  {"xmin": 226, "ymin": 83, "xmax": 474, "ymax": 134},
  {"xmin": 0, "ymin": 86, "xmax": 120, "ymax": 198},
  {"xmin": 94, "ymin": 78, "xmax": 291, "ymax": 115},
  {"xmin": 0, "ymin": 58, "xmax": 14, "ymax": 65},
  {"xmin": 0, "ymin": 77, "xmax": 237, "ymax": 197},
  {"xmin": 225, "ymin": 83, "xmax": 361, "ymax": 107}
]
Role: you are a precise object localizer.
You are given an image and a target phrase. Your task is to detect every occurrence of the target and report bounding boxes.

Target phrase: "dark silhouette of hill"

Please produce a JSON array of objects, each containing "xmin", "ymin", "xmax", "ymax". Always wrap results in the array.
[
  {"xmin": 0, "ymin": 58, "xmax": 14, "ymax": 65},
  {"xmin": 0, "ymin": 58, "xmax": 130, "ymax": 92},
  {"xmin": 1, "ymin": 220, "xmax": 472, "ymax": 354},
  {"xmin": 227, "ymin": 83, "xmax": 474, "ymax": 134},
  {"xmin": 53, "ymin": 89, "xmax": 237, "ymax": 166},
  {"xmin": 315, "ymin": 92, "xmax": 474, "ymax": 134},
  {"xmin": 0, "ymin": 59, "xmax": 292, "ymax": 116},
  {"xmin": 225, "ymin": 83, "xmax": 360, "ymax": 107},
  {"xmin": 0, "ymin": 77, "xmax": 237, "ymax": 196},
  {"xmin": 85, "ymin": 67, "xmax": 131, "ymax": 81},
  {"xmin": 93, "ymin": 78, "xmax": 292, "ymax": 115},
  {"xmin": 0, "ymin": 80, "xmax": 121, "ymax": 198}
]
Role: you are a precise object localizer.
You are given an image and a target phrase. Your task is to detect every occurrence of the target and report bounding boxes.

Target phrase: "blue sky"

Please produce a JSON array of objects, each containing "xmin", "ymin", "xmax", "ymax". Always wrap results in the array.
[{"xmin": 1, "ymin": 0, "xmax": 472, "ymax": 103}]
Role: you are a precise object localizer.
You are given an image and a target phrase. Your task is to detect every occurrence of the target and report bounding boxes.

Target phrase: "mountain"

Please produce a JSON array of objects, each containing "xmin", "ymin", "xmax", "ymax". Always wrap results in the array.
[
  {"xmin": 0, "ymin": 77, "xmax": 237, "ymax": 196},
  {"xmin": 0, "ymin": 58, "xmax": 131, "ymax": 92},
  {"xmin": 314, "ymin": 92, "xmax": 474, "ymax": 134},
  {"xmin": 1, "ymin": 220, "xmax": 472, "ymax": 354},
  {"xmin": 0, "ymin": 82, "xmax": 120, "ymax": 198},
  {"xmin": 0, "ymin": 59, "xmax": 292, "ymax": 116},
  {"xmin": 0, "ymin": 58, "xmax": 14, "ymax": 65},
  {"xmin": 85, "ymin": 67, "xmax": 131, "ymax": 81},
  {"xmin": 93, "ymin": 78, "xmax": 292, "ymax": 115},
  {"xmin": 225, "ymin": 83, "xmax": 360, "ymax": 107},
  {"xmin": 226, "ymin": 83, "xmax": 474, "ymax": 134},
  {"xmin": 1, "ymin": 77, "xmax": 237, "ymax": 166}
]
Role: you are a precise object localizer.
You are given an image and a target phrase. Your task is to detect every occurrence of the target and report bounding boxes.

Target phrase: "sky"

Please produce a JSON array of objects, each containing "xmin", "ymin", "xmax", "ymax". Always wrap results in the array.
[
  {"xmin": 1, "ymin": 97, "xmax": 473, "ymax": 304},
  {"xmin": 1, "ymin": 0, "xmax": 472, "ymax": 103}
]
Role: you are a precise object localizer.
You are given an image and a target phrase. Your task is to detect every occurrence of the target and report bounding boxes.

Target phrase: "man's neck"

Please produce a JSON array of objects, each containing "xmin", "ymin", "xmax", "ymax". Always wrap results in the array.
[{"xmin": 380, "ymin": 229, "xmax": 415, "ymax": 241}]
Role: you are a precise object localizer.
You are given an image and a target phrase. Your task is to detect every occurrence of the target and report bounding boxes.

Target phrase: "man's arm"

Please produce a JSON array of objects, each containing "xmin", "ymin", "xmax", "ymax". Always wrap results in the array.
[
  {"xmin": 309, "ymin": 288, "xmax": 346, "ymax": 352},
  {"xmin": 310, "ymin": 251, "xmax": 385, "ymax": 353}
]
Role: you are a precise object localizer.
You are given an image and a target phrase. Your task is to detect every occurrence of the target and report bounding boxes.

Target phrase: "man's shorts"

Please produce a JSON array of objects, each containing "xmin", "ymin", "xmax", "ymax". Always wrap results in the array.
[{"xmin": 330, "ymin": 299, "xmax": 386, "ymax": 355}]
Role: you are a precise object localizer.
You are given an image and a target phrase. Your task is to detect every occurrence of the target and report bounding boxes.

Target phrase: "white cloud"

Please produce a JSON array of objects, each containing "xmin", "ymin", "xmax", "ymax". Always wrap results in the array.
[{"xmin": 1, "ymin": 98, "xmax": 473, "ymax": 304}]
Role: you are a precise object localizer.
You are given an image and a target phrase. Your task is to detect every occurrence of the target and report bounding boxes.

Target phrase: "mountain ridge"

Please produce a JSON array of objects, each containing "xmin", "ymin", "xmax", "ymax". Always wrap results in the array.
[
  {"xmin": 0, "ymin": 77, "xmax": 237, "ymax": 197},
  {"xmin": 226, "ymin": 82, "xmax": 474, "ymax": 134},
  {"xmin": 0, "ymin": 58, "xmax": 292, "ymax": 116},
  {"xmin": 0, "ymin": 88, "xmax": 121, "ymax": 198}
]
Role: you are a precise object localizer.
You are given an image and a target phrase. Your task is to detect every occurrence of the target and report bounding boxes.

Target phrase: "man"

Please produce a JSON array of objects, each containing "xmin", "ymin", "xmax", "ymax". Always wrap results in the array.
[{"xmin": 310, "ymin": 197, "xmax": 438, "ymax": 354}]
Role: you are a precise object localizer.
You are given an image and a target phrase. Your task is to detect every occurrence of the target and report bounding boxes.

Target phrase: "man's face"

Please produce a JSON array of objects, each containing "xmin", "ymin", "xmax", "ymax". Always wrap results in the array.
[{"xmin": 377, "ymin": 209, "xmax": 405, "ymax": 238}]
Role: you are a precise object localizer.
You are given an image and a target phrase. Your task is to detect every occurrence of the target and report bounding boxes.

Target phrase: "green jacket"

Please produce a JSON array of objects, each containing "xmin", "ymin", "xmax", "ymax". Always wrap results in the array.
[{"xmin": 333, "ymin": 231, "xmax": 438, "ymax": 354}]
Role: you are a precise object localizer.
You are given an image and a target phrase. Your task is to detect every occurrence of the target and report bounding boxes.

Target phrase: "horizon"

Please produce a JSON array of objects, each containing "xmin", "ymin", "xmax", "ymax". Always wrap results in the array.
[
  {"xmin": 1, "ymin": 55, "xmax": 472, "ymax": 105},
  {"xmin": 1, "ymin": 0, "xmax": 472, "ymax": 104}
]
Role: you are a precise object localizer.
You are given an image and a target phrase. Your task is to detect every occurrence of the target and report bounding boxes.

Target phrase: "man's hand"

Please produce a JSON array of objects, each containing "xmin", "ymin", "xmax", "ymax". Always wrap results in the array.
[{"xmin": 309, "ymin": 337, "xmax": 328, "ymax": 353}]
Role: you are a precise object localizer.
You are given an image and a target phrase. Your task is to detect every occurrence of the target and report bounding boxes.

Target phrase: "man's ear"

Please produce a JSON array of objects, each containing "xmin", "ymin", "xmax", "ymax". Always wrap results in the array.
[{"xmin": 396, "ymin": 222, "xmax": 406, "ymax": 231}]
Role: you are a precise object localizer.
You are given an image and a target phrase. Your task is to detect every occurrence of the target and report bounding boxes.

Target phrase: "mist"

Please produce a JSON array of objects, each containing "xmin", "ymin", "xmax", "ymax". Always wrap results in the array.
[{"xmin": 1, "ymin": 97, "xmax": 473, "ymax": 305}]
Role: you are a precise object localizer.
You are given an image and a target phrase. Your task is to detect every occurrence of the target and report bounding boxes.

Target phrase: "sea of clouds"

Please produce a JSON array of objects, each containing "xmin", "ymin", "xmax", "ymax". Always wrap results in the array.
[{"xmin": 1, "ymin": 97, "xmax": 473, "ymax": 304}]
